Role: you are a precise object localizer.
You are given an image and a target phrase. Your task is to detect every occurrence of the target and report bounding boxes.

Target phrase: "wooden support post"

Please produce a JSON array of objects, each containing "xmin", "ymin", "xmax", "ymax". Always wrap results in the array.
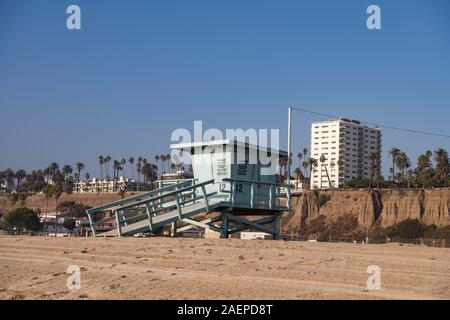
[
  {"xmin": 182, "ymin": 217, "xmax": 222, "ymax": 233},
  {"xmin": 201, "ymin": 185, "xmax": 210, "ymax": 212},
  {"xmin": 221, "ymin": 214, "xmax": 228, "ymax": 239},
  {"xmin": 175, "ymin": 193, "xmax": 182, "ymax": 219},
  {"xmin": 87, "ymin": 213, "xmax": 96, "ymax": 237},
  {"xmin": 115, "ymin": 211, "xmax": 122, "ymax": 237},
  {"xmin": 250, "ymin": 182, "xmax": 254, "ymax": 208},
  {"xmin": 273, "ymin": 214, "xmax": 280, "ymax": 240},
  {"xmin": 231, "ymin": 183, "xmax": 235, "ymax": 207},
  {"xmin": 226, "ymin": 213, "xmax": 278, "ymax": 236},
  {"xmin": 145, "ymin": 204, "xmax": 153, "ymax": 231},
  {"xmin": 269, "ymin": 184, "xmax": 274, "ymax": 210},
  {"xmin": 170, "ymin": 221, "xmax": 177, "ymax": 237}
]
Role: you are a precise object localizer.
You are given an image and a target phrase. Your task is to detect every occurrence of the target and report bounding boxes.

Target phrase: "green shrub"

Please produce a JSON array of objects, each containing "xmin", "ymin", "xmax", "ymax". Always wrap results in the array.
[
  {"xmin": 63, "ymin": 219, "xmax": 76, "ymax": 230},
  {"xmin": 387, "ymin": 219, "xmax": 429, "ymax": 239},
  {"xmin": 299, "ymin": 215, "xmax": 327, "ymax": 236},
  {"xmin": 328, "ymin": 215, "xmax": 358, "ymax": 236},
  {"xmin": 56, "ymin": 201, "xmax": 92, "ymax": 218},
  {"xmin": 435, "ymin": 226, "xmax": 450, "ymax": 240},
  {"xmin": 3, "ymin": 207, "xmax": 41, "ymax": 232}
]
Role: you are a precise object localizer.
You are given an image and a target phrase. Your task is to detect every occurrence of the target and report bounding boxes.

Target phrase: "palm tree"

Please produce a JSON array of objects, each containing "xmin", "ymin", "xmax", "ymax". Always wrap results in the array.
[
  {"xmin": 121, "ymin": 158, "xmax": 127, "ymax": 178},
  {"xmin": 98, "ymin": 155, "xmax": 104, "ymax": 180},
  {"xmin": 75, "ymin": 162, "xmax": 84, "ymax": 192},
  {"xmin": 0, "ymin": 171, "xmax": 5, "ymax": 188},
  {"xmin": 49, "ymin": 162, "xmax": 59, "ymax": 179},
  {"xmin": 141, "ymin": 163, "xmax": 149, "ymax": 188},
  {"xmin": 136, "ymin": 157, "xmax": 143, "ymax": 191},
  {"xmin": 128, "ymin": 157, "xmax": 135, "ymax": 187},
  {"xmin": 434, "ymin": 148, "xmax": 449, "ymax": 187},
  {"xmin": 62, "ymin": 165, "xmax": 73, "ymax": 191},
  {"xmin": 104, "ymin": 155, "xmax": 111, "ymax": 179},
  {"xmin": 417, "ymin": 151, "xmax": 433, "ymax": 188},
  {"xmin": 368, "ymin": 152, "xmax": 379, "ymax": 188},
  {"xmin": 62, "ymin": 165, "xmax": 73, "ymax": 179},
  {"xmin": 303, "ymin": 148, "xmax": 308, "ymax": 158},
  {"xmin": 53, "ymin": 183, "xmax": 63, "ymax": 236},
  {"xmin": 3, "ymin": 168, "xmax": 15, "ymax": 191},
  {"xmin": 297, "ymin": 152, "xmax": 303, "ymax": 168},
  {"xmin": 302, "ymin": 160, "xmax": 309, "ymax": 178},
  {"xmin": 309, "ymin": 158, "xmax": 318, "ymax": 188},
  {"xmin": 112, "ymin": 160, "xmax": 123, "ymax": 191},
  {"xmin": 320, "ymin": 154, "xmax": 332, "ymax": 188},
  {"xmin": 15, "ymin": 169, "xmax": 26, "ymax": 190},
  {"xmin": 166, "ymin": 154, "xmax": 171, "ymax": 172},
  {"xmin": 155, "ymin": 155, "xmax": 160, "ymax": 174},
  {"xmin": 43, "ymin": 167, "xmax": 51, "ymax": 181},
  {"xmin": 389, "ymin": 147, "xmax": 401, "ymax": 184},
  {"xmin": 160, "ymin": 155, "xmax": 167, "ymax": 173},
  {"xmin": 294, "ymin": 167, "xmax": 302, "ymax": 190},
  {"xmin": 405, "ymin": 169, "xmax": 415, "ymax": 188},
  {"xmin": 396, "ymin": 152, "xmax": 410, "ymax": 186},
  {"xmin": 85, "ymin": 172, "xmax": 90, "ymax": 181},
  {"xmin": 42, "ymin": 184, "xmax": 54, "ymax": 234},
  {"xmin": 309, "ymin": 158, "xmax": 318, "ymax": 172}
]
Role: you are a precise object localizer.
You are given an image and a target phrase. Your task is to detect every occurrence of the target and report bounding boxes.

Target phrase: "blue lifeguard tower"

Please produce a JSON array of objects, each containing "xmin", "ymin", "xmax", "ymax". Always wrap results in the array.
[{"xmin": 86, "ymin": 140, "xmax": 291, "ymax": 239}]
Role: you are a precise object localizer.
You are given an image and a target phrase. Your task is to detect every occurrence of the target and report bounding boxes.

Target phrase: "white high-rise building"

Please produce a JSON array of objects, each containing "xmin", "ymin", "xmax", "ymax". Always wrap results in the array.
[{"xmin": 310, "ymin": 118, "xmax": 382, "ymax": 189}]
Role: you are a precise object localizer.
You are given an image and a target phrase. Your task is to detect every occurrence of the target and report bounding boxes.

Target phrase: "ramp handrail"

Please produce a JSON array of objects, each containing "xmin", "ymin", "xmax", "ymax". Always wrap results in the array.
[
  {"xmin": 87, "ymin": 179, "xmax": 215, "ymax": 236},
  {"xmin": 86, "ymin": 179, "xmax": 195, "ymax": 215}
]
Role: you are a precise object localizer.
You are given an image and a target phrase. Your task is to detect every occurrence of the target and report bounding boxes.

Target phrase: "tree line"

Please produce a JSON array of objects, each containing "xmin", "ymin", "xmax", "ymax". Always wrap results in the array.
[
  {"xmin": 289, "ymin": 147, "xmax": 449, "ymax": 189},
  {"xmin": 343, "ymin": 147, "xmax": 450, "ymax": 189},
  {"xmin": 0, "ymin": 154, "xmax": 194, "ymax": 195}
]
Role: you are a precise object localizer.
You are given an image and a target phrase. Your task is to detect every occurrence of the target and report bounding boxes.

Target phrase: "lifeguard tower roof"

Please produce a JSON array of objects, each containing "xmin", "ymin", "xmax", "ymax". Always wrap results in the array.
[{"xmin": 170, "ymin": 139, "xmax": 288, "ymax": 157}]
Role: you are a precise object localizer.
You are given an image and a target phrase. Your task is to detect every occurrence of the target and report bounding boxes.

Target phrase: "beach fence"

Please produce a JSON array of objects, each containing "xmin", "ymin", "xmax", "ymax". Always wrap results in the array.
[{"xmin": 281, "ymin": 234, "xmax": 449, "ymax": 248}]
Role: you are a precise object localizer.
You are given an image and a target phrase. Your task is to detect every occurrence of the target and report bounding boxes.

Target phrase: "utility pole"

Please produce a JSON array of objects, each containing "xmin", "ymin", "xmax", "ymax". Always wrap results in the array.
[{"xmin": 287, "ymin": 106, "xmax": 292, "ymax": 187}]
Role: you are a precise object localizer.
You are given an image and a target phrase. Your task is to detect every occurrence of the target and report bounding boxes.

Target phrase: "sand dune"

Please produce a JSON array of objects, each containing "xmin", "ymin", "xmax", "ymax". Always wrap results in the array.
[{"xmin": 0, "ymin": 236, "xmax": 449, "ymax": 300}]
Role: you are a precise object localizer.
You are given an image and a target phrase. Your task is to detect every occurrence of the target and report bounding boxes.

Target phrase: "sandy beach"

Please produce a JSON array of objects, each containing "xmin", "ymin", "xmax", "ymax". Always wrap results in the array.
[{"xmin": 0, "ymin": 236, "xmax": 449, "ymax": 300}]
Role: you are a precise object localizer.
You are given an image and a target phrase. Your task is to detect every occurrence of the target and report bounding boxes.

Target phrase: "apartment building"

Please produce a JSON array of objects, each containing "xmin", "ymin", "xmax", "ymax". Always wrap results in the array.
[
  {"xmin": 310, "ymin": 118, "xmax": 382, "ymax": 189},
  {"xmin": 74, "ymin": 177, "xmax": 130, "ymax": 193}
]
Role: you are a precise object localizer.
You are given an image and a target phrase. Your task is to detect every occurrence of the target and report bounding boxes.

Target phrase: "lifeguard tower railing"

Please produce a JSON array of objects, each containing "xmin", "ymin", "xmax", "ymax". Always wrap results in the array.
[{"xmin": 86, "ymin": 178, "xmax": 290, "ymax": 238}]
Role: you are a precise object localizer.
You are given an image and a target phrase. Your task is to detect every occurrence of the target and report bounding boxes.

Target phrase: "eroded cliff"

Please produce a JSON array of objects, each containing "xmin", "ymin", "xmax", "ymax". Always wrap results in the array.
[{"xmin": 282, "ymin": 189, "xmax": 450, "ymax": 234}]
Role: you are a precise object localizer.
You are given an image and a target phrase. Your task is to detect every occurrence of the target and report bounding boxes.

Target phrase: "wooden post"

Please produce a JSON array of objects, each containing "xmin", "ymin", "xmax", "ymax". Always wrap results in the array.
[
  {"xmin": 145, "ymin": 204, "xmax": 153, "ymax": 231},
  {"xmin": 250, "ymin": 182, "xmax": 254, "ymax": 208},
  {"xmin": 175, "ymin": 193, "xmax": 182, "ymax": 219},
  {"xmin": 273, "ymin": 214, "xmax": 280, "ymax": 240},
  {"xmin": 87, "ymin": 212, "xmax": 96, "ymax": 237},
  {"xmin": 170, "ymin": 221, "xmax": 177, "ymax": 237},
  {"xmin": 201, "ymin": 185, "xmax": 210, "ymax": 212},
  {"xmin": 115, "ymin": 211, "xmax": 122, "ymax": 237},
  {"xmin": 221, "ymin": 214, "xmax": 228, "ymax": 239}
]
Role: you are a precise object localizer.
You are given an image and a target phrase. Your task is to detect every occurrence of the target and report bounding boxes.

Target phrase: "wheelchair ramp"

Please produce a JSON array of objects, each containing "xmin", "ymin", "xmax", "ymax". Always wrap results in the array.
[
  {"xmin": 99, "ymin": 199, "xmax": 220, "ymax": 237},
  {"xmin": 86, "ymin": 179, "xmax": 220, "ymax": 237}
]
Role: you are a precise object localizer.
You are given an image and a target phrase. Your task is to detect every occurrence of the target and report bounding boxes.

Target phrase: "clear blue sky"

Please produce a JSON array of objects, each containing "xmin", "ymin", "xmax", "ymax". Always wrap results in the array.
[{"xmin": 1, "ymin": 0, "xmax": 449, "ymax": 177}]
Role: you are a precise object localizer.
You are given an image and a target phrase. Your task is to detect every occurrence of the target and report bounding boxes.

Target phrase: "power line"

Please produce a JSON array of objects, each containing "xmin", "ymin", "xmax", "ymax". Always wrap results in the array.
[{"xmin": 291, "ymin": 106, "xmax": 450, "ymax": 138}]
